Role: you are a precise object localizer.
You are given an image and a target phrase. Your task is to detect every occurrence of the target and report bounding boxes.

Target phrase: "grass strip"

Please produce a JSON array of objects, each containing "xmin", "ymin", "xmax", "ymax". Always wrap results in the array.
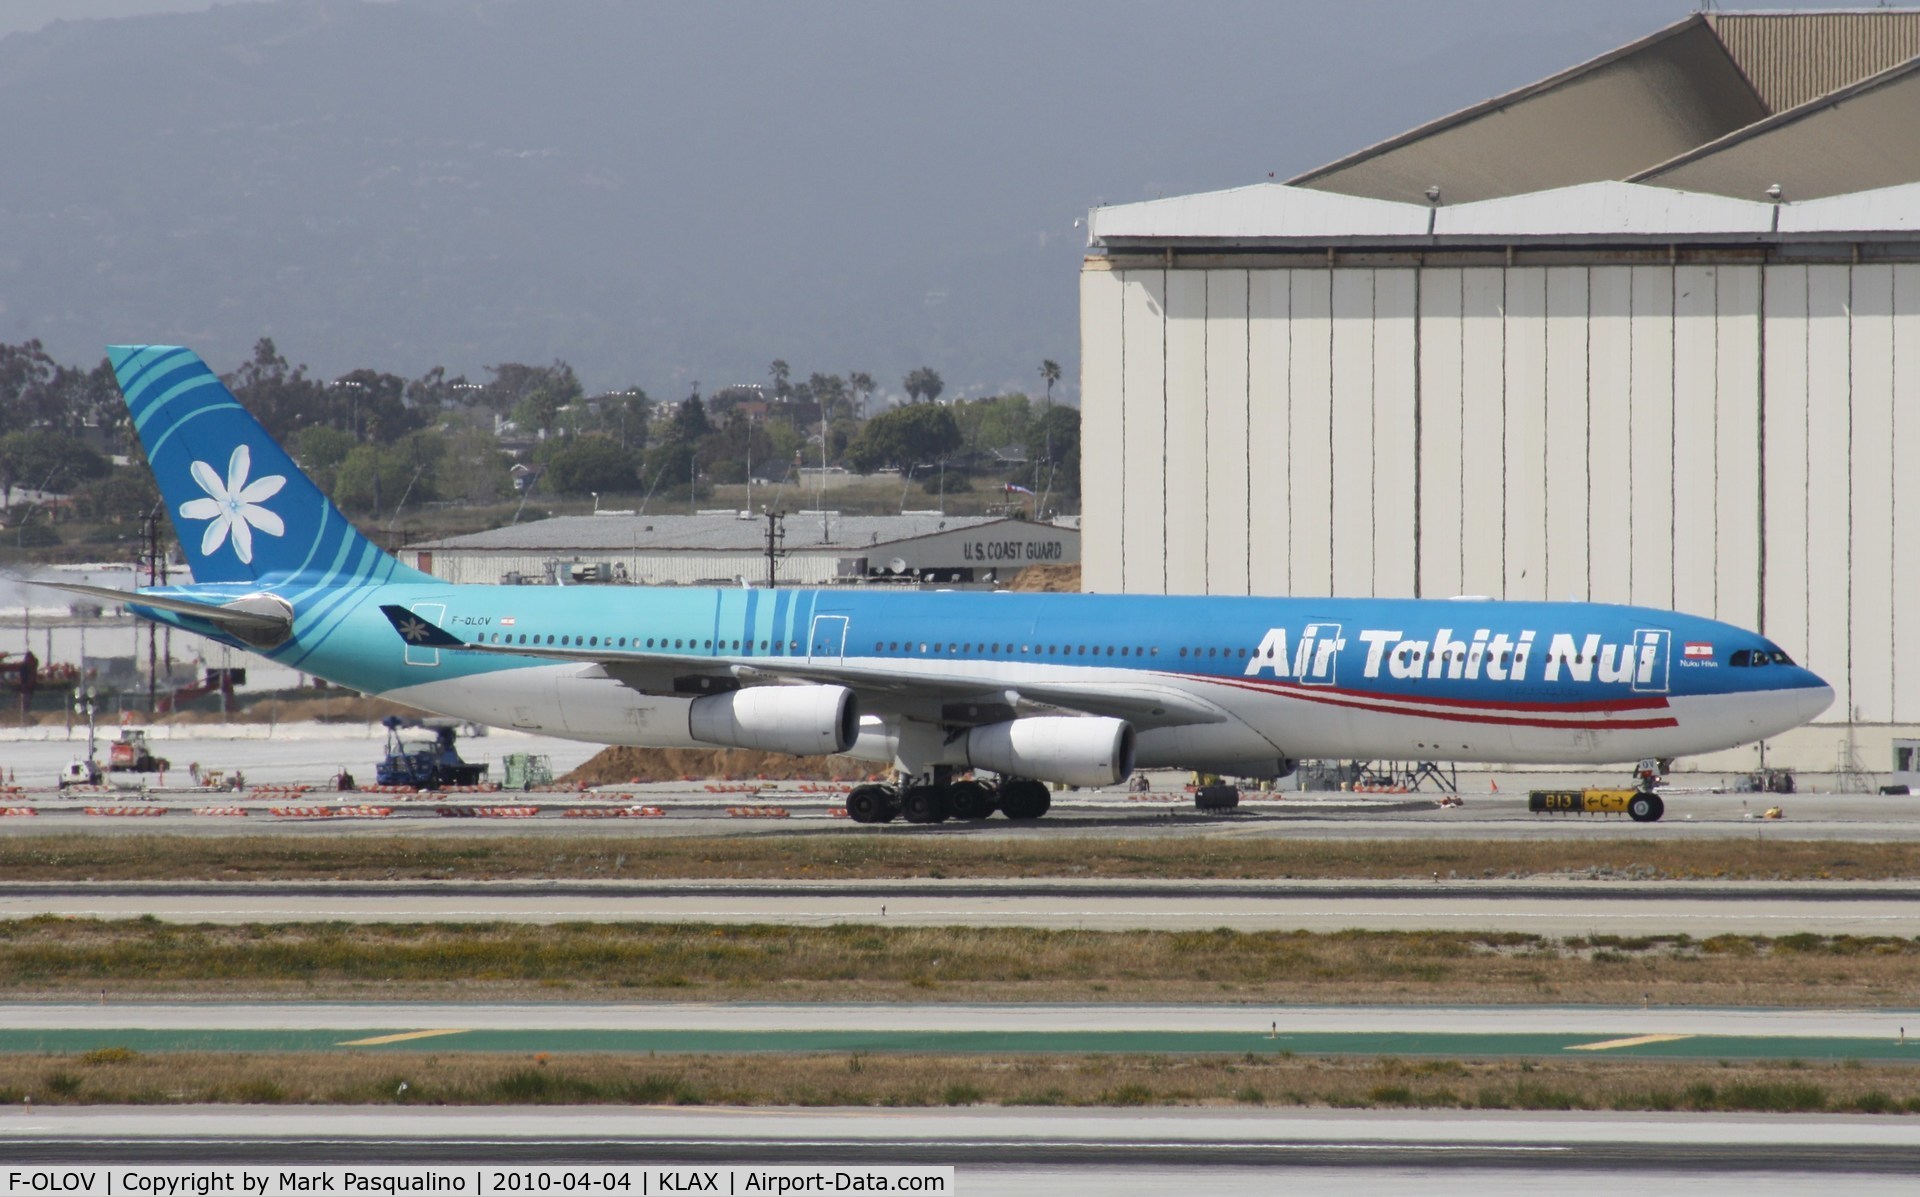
[
  {"xmin": 0, "ymin": 833, "xmax": 1913, "ymax": 882},
  {"xmin": 6, "ymin": 1050, "xmax": 1919, "ymax": 1114},
  {"xmin": 5, "ymin": 918, "xmax": 1919, "ymax": 1006}
]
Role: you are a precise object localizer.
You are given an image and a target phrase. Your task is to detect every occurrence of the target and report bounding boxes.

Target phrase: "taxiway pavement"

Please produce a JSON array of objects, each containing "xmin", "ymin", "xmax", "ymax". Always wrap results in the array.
[
  {"xmin": 5, "ymin": 877, "xmax": 1918, "ymax": 934},
  {"xmin": 4, "ymin": 1105, "xmax": 1918, "ymax": 1184}
]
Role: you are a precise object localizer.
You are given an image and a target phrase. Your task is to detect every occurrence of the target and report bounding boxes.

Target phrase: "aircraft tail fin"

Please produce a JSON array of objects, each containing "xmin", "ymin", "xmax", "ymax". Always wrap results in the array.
[{"xmin": 108, "ymin": 345, "xmax": 431, "ymax": 586}]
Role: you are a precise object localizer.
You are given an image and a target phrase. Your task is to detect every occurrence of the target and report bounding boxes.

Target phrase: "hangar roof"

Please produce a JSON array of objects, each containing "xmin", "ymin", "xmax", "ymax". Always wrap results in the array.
[
  {"xmin": 411, "ymin": 513, "xmax": 1054, "ymax": 555},
  {"xmin": 1285, "ymin": 10, "xmax": 1920, "ymax": 205},
  {"xmin": 1087, "ymin": 177, "xmax": 1920, "ymax": 249}
]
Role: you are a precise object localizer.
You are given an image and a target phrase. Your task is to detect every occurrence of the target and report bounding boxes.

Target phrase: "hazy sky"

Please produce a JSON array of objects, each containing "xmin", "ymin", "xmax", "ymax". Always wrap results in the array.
[
  {"xmin": 0, "ymin": 0, "xmax": 1891, "ymax": 396},
  {"xmin": 1, "ymin": 1, "xmax": 226, "ymax": 39}
]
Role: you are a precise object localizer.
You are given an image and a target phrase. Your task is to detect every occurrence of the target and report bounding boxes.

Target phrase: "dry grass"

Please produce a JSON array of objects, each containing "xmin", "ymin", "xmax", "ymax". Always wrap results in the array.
[
  {"xmin": 4, "ymin": 919, "xmax": 1919, "ymax": 1006},
  {"xmin": 1, "ymin": 833, "xmax": 1915, "ymax": 882},
  {"xmin": 4, "ymin": 1049, "xmax": 1917, "ymax": 1114},
  {"xmin": 562, "ymin": 748, "xmax": 882, "ymax": 786}
]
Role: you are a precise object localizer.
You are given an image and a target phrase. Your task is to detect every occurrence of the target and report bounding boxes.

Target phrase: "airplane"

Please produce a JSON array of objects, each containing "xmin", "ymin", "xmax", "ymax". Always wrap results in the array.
[{"xmin": 39, "ymin": 345, "xmax": 1833, "ymax": 825}]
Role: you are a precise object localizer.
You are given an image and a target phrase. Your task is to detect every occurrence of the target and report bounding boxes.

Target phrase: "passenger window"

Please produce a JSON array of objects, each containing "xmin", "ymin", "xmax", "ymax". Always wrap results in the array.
[
  {"xmin": 1179, "ymin": 647, "xmax": 1188, "ymax": 657},
  {"xmin": 1106, "ymin": 646, "xmax": 1115, "ymax": 657},
  {"xmin": 587, "ymin": 636, "xmax": 596, "ymax": 647},
  {"xmin": 1120, "ymin": 646, "xmax": 1130, "ymax": 657}
]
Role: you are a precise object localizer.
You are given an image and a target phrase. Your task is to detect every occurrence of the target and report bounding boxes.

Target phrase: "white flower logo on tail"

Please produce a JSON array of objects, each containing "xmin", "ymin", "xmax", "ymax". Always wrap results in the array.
[{"xmin": 178, "ymin": 444, "xmax": 286, "ymax": 564}]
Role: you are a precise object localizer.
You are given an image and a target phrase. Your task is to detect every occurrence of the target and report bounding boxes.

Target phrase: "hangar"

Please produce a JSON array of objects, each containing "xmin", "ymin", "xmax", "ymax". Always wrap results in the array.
[
  {"xmin": 408, "ymin": 512, "xmax": 1078, "ymax": 589},
  {"xmin": 1079, "ymin": 10, "xmax": 1920, "ymax": 769}
]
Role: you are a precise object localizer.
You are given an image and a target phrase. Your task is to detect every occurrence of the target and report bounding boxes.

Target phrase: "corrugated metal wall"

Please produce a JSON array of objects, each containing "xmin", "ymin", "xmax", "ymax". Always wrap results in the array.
[{"xmin": 1081, "ymin": 258, "xmax": 1920, "ymax": 728}]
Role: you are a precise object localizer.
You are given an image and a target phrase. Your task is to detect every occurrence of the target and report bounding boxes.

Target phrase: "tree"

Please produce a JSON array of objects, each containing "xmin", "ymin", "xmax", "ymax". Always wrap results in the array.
[
  {"xmin": 1025, "ymin": 405, "xmax": 1081, "ymax": 501},
  {"xmin": 544, "ymin": 435, "xmax": 640, "ymax": 496},
  {"xmin": 224, "ymin": 338, "xmax": 329, "ymax": 444},
  {"xmin": 332, "ymin": 430, "xmax": 445, "ymax": 517},
  {"xmin": 0, "ymin": 430, "xmax": 110, "ymax": 507},
  {"xmin": 296, "ymin": 425, "xmax": 358, "ymax": 494},
  {"xmin": 487, "ymin": 360, "xmax": 582, "ymax": 432},
  {"xmin": 590, "ymin": 388, "xmax": 651, "ymax": 452},
  {"xmin": 1039, "ymin": 359, "xmax": 1062, "ymax": 404},
  {"xmin": 955, "ymin": 393, "xmax": 1032, "ymax": 456},
  {"xmin": 768, "ymin": 359, "xmax": 792, "ymax": 400},
  {"xmin": 808, "ymin": 373, "xmax": 848, "ymax": 423},
  {"xmin": 847, "ymin": 403, "xmax": 961, "ymax": 473},
  {"xmin": 0, "ymin": 341, "xmax": 62, "ymax": 436},
  {"xmin": 848, "ymin": 371, "xmax": 876, "ymax": 416},
  {"xmin": 902, "ymin": 366, "xmax": 944, "ymax": 404},
  {"xmin": 75, "ymin": 468, "xmax": 159, "ymax": 524}
]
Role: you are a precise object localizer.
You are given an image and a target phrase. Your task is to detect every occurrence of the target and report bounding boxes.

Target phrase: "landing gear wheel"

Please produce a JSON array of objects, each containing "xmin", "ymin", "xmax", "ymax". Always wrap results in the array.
[
  {"xmin": 847, "ymin": 784, "xmax": 897, "ymax": 824},
  {"xmin": 999, "ymin": 779, "xmax": 1052, "ymax": 820},
  {"xmin": 1628, "ymin": 792, "xmax": 1665, "ymax": 823},
  {"xmin": 902, "ymin": 785, "xmax": 949, "ymax": 824},
  {"xmin": 946, "ymin": 779, "xmax": 997, "ymax": 820}
]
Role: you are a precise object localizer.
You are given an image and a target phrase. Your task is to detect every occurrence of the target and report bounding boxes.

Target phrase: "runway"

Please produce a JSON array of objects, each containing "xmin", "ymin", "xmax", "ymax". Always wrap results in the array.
[
  {"xmin": 5, "ymin": 877, "xmax": 1919, "ymax": 934},
  {"xmin": 3, "ymin": 1002, "xmax": 1915, "ymax": 1061},
  {"xmin": 4, "ymin": 1105, "xmax": 1919, "ymax": 1185}
]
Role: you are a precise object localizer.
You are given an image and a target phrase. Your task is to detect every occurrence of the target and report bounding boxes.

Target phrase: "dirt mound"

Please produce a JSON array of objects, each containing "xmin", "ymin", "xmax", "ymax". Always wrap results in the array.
[
  {"xmin": 1008, "ymin": 563, "xmax": 1081, "ymax": 592},
  {"xmin": 561, "ymin": 745, "xmax": 884, "ymax": 786}
]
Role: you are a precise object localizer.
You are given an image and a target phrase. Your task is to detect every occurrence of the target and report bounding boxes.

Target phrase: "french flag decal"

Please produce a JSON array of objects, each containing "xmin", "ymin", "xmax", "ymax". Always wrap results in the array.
[{"xmin": 1684, "ymin": 641, "xmax": 1714, "ymax": 659}]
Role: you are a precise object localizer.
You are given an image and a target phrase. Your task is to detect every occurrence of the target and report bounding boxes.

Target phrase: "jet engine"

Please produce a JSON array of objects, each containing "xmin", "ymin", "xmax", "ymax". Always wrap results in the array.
[
  {"xmin": 688, "ymin": 685, "xmax": 859, "ymax": 756},
  {"xmin": 965, "ymin": 716, "xmax": 1135, "ymax": 788}
]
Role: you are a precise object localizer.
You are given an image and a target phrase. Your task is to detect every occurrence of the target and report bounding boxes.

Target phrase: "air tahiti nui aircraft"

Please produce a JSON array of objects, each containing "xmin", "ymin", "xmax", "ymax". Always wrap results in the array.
[{"xmin": 40, "ymin": 347, "xmax": 1833, "ymax": 824}]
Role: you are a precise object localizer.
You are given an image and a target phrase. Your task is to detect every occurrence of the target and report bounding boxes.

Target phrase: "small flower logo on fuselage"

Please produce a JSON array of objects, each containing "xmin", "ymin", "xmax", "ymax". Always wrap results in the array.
[{"xmin": 178, "ymin": 444, "xmax": 286, "ymax": 564}]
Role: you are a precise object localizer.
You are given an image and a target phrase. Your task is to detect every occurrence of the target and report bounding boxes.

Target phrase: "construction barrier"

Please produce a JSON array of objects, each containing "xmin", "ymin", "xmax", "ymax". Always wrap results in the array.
[
  {"xmin": 563, "ymin": 805, "xmax": 667, "ymax": 818},
  {"xmin": 726, "ymin": 806, "xmax": 791, "ymax": 818},
  {"xmin": 271, "ymin": 806, "xmax": 394, "ymax": 818},
  {"xmin": 1352, "ymin": 784, "xmax": 1410, "ymax": 794},
  {"xmin": 705, "ymin": 783, "xmax": 771, "ymax": 794},
  {"xmin": 828, "ymin": 807, "xmax": 849, "ymax": 818},
  {"xmin": 441, "ymin": 805, "xmax": 541, "ymax": 818},
  {"xmin": 250, "ymin": 785, "xmax": 312, "ymax": 795},
  {"xmin": 0, "ymin": 807, "xmax": 37, "ymax": 817},
  {"xmin": 796, "ymin": 782, "xmax": 853, "ymax": 793},
  {"xmin": 193, "ymin": 806, "xmax": 250, "ymax": 817},
  {"xmin": 355, "ymin": 784, "xmax": 419, "ymax": 794},
  {"xmin": 85, "ymin": 807, "xmax": 165, "ymax": 817}
]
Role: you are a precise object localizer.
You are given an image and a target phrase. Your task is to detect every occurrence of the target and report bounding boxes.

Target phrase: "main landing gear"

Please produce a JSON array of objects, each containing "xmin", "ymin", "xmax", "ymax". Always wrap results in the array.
[{"xmin": 845, "ymin": 774, "xmax": 1053, "ymax": 824}]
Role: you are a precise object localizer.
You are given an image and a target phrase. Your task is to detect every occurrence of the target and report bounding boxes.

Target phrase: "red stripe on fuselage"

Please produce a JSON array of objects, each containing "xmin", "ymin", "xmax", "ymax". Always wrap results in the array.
[
  {"xmin": 1196, "ymin": 675, "xmax": 1681, "ymax": 731},
  {"xmin": 1223, "ymin": 673, "xmax": 1671, "ymax": 713}
]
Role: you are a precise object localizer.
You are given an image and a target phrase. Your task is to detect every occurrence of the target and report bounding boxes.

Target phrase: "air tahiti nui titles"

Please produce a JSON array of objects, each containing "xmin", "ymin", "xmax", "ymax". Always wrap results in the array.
[{"xmin": 1244, "ymin": 626, "xmax": 1674, "ymax": 689}]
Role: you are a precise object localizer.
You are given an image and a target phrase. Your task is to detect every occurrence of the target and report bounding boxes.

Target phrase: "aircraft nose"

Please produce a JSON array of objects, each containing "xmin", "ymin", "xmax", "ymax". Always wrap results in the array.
[{"xmin": 1794, "ymin": 674, "xmax": 1836, "ymax": 724}]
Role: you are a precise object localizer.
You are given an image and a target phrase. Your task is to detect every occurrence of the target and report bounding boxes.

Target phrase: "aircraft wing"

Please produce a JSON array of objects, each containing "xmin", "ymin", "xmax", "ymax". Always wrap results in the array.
[{"xmin": 378, "ymin": 605, "xmax": 1226, "ymax": 729}]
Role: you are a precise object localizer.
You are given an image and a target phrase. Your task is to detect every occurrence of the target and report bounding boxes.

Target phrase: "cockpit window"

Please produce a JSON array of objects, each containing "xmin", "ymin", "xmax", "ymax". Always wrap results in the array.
[
  {"xmin": 1770, "ymin": 650, "xmax": 1794, "ymax": 666},
  {"xmin": 1729, "ymin": 649, "xmax": 1752, "ymax": 667}
]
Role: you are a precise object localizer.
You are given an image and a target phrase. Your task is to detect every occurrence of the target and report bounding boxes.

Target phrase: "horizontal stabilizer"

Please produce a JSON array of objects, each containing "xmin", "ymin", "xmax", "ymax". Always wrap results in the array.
[{"xmin": 31, "ymin": 580, "xmax": 293, "ymax": 645}]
